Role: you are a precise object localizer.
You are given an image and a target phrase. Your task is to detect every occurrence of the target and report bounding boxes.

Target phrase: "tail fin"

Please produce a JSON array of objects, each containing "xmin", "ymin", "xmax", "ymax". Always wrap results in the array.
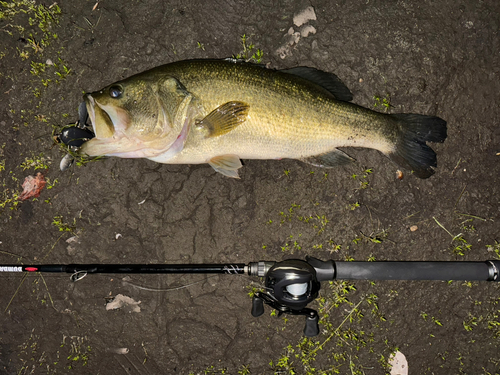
[{"xmin": 389, "ymin": 114, "xmax": 447, "ymax": 179}]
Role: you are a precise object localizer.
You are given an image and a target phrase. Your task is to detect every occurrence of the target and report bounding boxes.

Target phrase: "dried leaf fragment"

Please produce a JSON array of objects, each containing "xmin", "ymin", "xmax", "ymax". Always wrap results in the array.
[{"xmin": 18, "ymin": 172, "xmax": 46, "ymax": 201}]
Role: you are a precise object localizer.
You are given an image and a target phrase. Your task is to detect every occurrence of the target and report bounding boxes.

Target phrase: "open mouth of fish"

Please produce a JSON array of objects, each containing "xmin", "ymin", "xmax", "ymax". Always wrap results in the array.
[
  {"xmin": 85, "ymin": 94, "xmax": 100, "ymax": 137},
  {"xmin": 85, "ymin": 94, "xmax": 125, "ymax": 140},
  {"xmin": 80, "ymin": 94, "xmax": 148, "ymax": 157}
]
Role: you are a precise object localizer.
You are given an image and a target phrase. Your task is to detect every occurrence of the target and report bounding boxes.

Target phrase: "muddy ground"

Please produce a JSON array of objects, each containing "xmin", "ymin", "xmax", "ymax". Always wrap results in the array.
[{"xmin": 1, "ymin": 1, "xmax": 499, "ymax": 374}]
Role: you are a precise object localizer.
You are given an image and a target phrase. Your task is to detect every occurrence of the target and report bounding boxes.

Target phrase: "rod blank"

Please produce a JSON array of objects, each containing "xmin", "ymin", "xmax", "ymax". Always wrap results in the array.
[{"xmin": 0, "ymin": 264, "xmax": 247, "ymax": 275}]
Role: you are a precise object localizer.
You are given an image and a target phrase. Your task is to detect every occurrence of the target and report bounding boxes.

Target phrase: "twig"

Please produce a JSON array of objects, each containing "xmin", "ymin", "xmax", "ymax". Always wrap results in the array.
[
  {"xmin": 4, "ymin": 273, "xmax": 27, "ymax": 313},
  {"xmin": 0, "ymin": 250, "xmax": 23, "ymax": 258},
  {"xmin": 39, "ymin": 273, "xmax": 57, "ymax": 311},
  {"xmin": 454, "ymin": 184, "xmax": 467, "ymax": 209},
  {"xmin": 451, "ymin": 158, "xmax": 462, "ymax": 175},
  {"xmin": 41, "ymin": 233, "xmax": 65, "ymax": 261},
  {"xmin": 312, "ymin": 298, "xmax": 365, "ymax": 355},
  {"xmin": 455, "ymin": 213, "xmax": 487, "ymax": 221},
  {"xmin": 432, "ymin": 217, "xmax": 454, "ymax": 239}
]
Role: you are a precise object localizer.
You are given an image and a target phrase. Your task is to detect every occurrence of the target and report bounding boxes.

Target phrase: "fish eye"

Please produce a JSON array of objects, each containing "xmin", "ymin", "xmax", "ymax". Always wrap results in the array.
[{"xmin": 109, "ymin": 85, "xmax": 123, "ymax": 98}]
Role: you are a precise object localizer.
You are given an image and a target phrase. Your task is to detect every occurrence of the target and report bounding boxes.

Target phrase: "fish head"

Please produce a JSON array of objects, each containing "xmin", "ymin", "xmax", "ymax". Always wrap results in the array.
[{"xmin": 80, "ymin": 75, "xmax": 194, "ymax": 158}]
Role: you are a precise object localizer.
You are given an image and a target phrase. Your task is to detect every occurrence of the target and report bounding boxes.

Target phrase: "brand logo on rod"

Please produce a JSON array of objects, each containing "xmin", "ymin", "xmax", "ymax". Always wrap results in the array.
[{"xmin": 0, "ymin": 266, "xmax": 22, "ymax": 272}]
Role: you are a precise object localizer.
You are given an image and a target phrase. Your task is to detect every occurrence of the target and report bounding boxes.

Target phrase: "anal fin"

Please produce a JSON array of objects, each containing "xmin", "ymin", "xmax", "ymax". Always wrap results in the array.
[{"xmin": 300, "ymin": 149, "xmax": 355, "ymax": 168}]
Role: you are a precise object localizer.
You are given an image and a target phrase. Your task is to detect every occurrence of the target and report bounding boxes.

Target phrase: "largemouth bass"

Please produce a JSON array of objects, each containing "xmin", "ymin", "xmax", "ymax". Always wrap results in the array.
[{"xmin": 80, "ymin": 59, "xmax": 447, "ymax": 178}]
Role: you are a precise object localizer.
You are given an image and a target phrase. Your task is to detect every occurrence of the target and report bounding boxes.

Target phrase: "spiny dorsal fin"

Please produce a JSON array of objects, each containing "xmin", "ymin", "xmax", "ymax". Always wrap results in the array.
[
  {"xmin": 281, "ymin": 67, "xmax": 353, "ymax": 102},
  {"xmin": 300, "ymin": 149, "xmax": 355, "ymax": 167},
  {"xmin": 196, "ymin": 101, "xmax": 250, "ymax": 137}
]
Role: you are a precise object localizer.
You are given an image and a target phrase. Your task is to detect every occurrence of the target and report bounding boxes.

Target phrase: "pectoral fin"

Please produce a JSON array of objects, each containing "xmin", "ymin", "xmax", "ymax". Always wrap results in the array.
[
  {"xmin": 300, "ymin": 149, "xmax": 355, "ymax": 167},
  {"xmin": 208, "ymin": 155, "xmax": 242, "ymax": 178},
  {"xmin": 196, "ymin": 101, "xmax": 249, "ymax": 137}
]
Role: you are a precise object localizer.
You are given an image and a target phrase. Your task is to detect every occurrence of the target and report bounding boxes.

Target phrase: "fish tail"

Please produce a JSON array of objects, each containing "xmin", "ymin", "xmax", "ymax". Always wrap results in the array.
[{"xmin": 388, "ymin": 114, "xmax": 447, "ymax": 178}]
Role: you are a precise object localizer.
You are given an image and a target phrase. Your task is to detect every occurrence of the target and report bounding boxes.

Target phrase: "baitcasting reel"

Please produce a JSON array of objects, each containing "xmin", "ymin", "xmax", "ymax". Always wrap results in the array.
[{"xmin": 250, "ymin": 259, "xmax": 322, "ymax": 336}]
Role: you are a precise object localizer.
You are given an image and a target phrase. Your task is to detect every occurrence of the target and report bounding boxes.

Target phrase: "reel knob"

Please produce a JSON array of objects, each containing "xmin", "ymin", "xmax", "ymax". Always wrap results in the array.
[
  {"xmin": 304, "ymin": 311, "xmax": 319, "ymax": 337},
  {"xmin": 251, "ymin": 296, "xmax": 265, "ymax": 317}
]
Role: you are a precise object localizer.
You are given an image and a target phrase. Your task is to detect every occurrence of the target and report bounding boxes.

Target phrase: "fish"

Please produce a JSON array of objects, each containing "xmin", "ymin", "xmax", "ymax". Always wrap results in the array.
[{"xmin": 79, "ymin": 59, "xmax": 447, "ymax": 179}]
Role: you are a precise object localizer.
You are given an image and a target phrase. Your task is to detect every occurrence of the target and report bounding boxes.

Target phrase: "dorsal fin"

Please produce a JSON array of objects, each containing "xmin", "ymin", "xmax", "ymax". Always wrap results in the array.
[{"xmin": 280, "ymin": 67, "xmax": 353, "ymax": 102}]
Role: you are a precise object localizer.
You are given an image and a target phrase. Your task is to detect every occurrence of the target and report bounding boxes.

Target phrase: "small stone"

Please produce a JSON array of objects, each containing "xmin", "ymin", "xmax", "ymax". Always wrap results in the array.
[{"xmin": 410, "ymin": 225, "xmax": 418, "ymax": 232}]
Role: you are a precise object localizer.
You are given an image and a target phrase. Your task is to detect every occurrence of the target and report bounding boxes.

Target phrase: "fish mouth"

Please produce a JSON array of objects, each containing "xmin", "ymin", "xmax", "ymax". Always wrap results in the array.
[
  {"xmin": 80, "ymin": 93, "xmax": 127, "ymax": 156},
  {"xmin": 81, "ymin": 92, "xmax": 145, "ymax": 157},
  {"xmin": 85, "ymin": 94, "xmax": 97, "ymax": 136},
  {"xmin": 85, "ymin": 94, "xmax": 115, "ymax": 139},
  {"xmin": 80, "ymin": 93, "xmax": 174, "ymax": 158}
]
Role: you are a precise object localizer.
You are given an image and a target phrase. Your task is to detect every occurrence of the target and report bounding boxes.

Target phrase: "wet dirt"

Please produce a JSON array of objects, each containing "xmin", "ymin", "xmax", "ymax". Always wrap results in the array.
[{"xmin": 1, "ymin": 1, "xmax": 499, "ymax": 374}]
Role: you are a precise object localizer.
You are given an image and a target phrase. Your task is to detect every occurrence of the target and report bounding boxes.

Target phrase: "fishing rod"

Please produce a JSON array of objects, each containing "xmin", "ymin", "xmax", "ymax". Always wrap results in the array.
[{"xmin": 2, "ymin": 257, "xmax": 499, "ymax": 336}]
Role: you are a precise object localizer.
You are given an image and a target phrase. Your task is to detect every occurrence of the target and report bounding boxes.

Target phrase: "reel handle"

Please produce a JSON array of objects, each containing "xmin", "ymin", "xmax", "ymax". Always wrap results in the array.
[
  {"xmin": 304, "ymin": 312, "xmax": 319, "ymax": 337},
  {"xmin": 251, "ymin": 296, "xmax": 265, "ymax": 317}
]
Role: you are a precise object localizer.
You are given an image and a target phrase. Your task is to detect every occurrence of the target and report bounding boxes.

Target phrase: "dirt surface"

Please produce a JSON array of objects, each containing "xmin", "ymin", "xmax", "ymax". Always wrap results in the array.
[{"xmin": 1, "ymin": 1, "xmax": 499, "ymax": 374}]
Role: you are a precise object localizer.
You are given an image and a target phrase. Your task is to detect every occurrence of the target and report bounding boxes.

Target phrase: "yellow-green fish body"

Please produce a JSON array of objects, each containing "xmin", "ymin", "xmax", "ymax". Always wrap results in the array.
[{"xmin": 81, "ymin": 59, "xmax": 446, "ymax": 178}]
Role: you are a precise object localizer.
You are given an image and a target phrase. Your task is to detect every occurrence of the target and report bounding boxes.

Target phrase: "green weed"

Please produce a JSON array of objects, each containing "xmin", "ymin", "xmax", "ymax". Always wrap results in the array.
[
  {"xmin": 20, "ymin": 152, "xmax": 50, "ymax": 171},
  {"xmin": 486, "ymin": 241, "xmax": 500, "ymax": 259},
  {"xmin": 373, "ymin": 94, "xmax": 391, "ymax": 112},
  {"xmin": 45, "ymin": 177, "xmax": 58, "ymax": 189},
  {"xmin": 30, "ymin": 60, "xmax": 47, "ymax": 76},
  {"xmin": 52, "ymin": 215, "xmax": 76, "ymax": 232},
  {"xmin": 238, "ymin": 365, "xmax": 251, "ymax": 375},
  {"xmin": 463, "ymin": 313, "xmax": 478, "ymax": 332},
  {"xmin": 269, "ymin": 288, "xmax": 394, "ymax": 375},
  {"xmin": 281, "ymin": 234, "xmax": 303, "ymax": 254},
  {"xmin": 16, "ymin": 333, "xmax": 91, "ymax": 373},
  {"xmin": 246, "ymin": 284, "xmax": 263, "ymax": 298},
  {"xmin": 349, "ymin": 202, "xmax": 361, "ymax": 211},
  {"xmin": 202, "ymin": 365, "xmax": 228, "ymax": 374},
  {"xmin": 234, "ymin": 34, "xmax": 264, "ymax": 63},
  {"xmin": 279, "ymin": 203, "xmax": 301, "ymax": 224},
  {"xmin": 53, "ymin": 57, "xmax": 71, "ymax": 80},
  {"xmin": 421, "ymin": 312, "xmax": 443, "ymax": 327},
  {"xmin": 1, "ymin": 1, "xmax": 61, "ymax": 46}
]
